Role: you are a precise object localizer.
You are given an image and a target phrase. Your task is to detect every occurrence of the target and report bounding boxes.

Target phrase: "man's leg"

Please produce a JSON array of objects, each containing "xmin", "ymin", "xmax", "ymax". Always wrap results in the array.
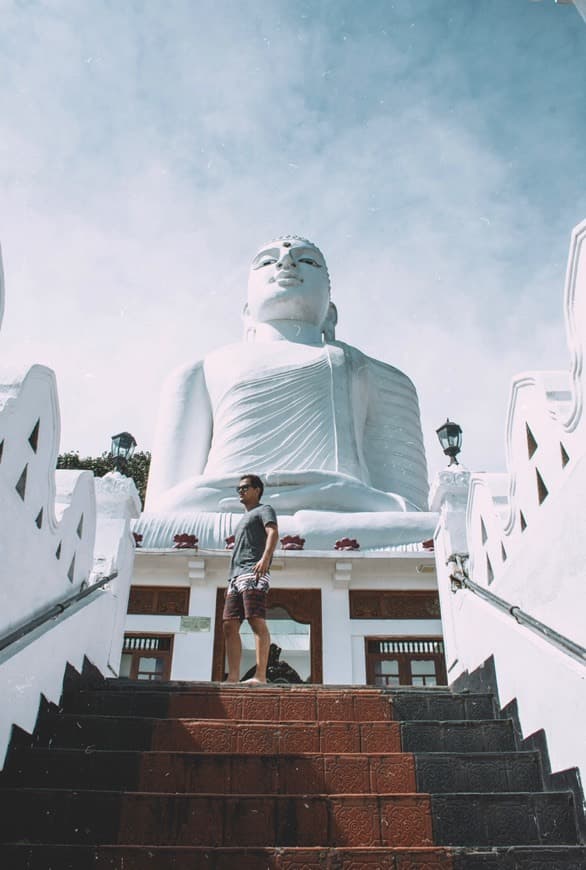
[
  {"xmin": 222, "ymin": 589, "xmax": 245, "ymax": 683},
  {"xmin": 223, "ymin": 619, "xmax": 242, "ymax": 683},
  {"xmin": 247, "ymin": 616, "xmax": 271, "ymax": 684}
]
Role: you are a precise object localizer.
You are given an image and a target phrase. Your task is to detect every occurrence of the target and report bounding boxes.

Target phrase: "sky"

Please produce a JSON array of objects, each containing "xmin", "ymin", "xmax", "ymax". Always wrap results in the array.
[{"xmin": 0, "ymin": 0, "xmax": 585, "ymax": 485}]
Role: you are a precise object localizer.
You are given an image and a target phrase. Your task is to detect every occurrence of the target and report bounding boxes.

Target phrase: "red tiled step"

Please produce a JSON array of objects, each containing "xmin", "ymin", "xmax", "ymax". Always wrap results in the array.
[
  {"xmin": 3, "ymin": 748, "xmax": 417, "ymax": 794},
  {"xmin": 66, "ymin": 688, "xmax": 392, "ymax": 722},
  {"xmin": 5, "ymin": 844, "xmax": 586, "ymax": 869},
  {"xmin": 0, "ymin": 790, "xmax": 434, "ymax": 847},
  {"xmin": 0, "ymin": 844, "xmax": 457, "ymax": 869},
  {"xmin": 151, "ymin": 719, "xmax": 402, "ymax": 754}
]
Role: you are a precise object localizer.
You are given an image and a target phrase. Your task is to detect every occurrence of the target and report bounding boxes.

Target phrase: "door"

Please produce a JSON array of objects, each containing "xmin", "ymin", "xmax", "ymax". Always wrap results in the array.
[{"xmin": 212, "ymin": 588, "xmax": 323, "ymax": 683}]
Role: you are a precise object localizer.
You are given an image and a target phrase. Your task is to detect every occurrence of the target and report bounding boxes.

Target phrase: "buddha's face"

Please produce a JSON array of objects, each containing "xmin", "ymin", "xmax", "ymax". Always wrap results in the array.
[{"xmin": 247, "ymin": 238, "xmax": 330, "ymax": 326}]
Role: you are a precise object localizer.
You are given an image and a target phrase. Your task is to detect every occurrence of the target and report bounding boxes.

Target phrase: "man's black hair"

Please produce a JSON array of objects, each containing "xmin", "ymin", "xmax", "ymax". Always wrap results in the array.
[{"xmin": 240, "ymin": 473, "xmax": 264, "ymax": 497}]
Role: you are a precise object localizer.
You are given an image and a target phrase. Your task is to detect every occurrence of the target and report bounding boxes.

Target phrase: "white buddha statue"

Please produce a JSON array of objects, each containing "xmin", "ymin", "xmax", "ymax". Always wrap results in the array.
[{"xmin": 143, "ymin": 236, "xmax": 437, "ymax": 548}]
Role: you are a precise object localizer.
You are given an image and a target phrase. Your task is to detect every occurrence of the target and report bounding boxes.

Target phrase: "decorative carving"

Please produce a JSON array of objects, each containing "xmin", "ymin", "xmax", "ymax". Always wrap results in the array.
[
  {"xmin": 132, "ymin": 532, "xmax": 143, "ymax": 547},
  {"xmin": 225, "ymin": 534, "xmax": 235, "ymax": 549},
  {"xmin": 242, "ymin": 643, "xmax": 303, "ymax": 684},
  {"xmin": 280, "ymin": 534, "xmax": 305, "ymax": 550},
  {"xmin": 173, "ymin": 533, "xmax": 198, "ymax": 549},
  {"xmin": 128, "ymin": 585, "xmax": 190, "ymax": 615},
  {"xmin": 349, "ymin": 590, "xmax": 441, "ymax": 620}
]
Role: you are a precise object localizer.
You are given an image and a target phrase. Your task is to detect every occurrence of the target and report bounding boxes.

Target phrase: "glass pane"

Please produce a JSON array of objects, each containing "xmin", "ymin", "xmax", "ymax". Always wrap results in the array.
[
  {"xmin": 375, "ymin": 659, "xmax": 399, "ymax": 675},
  {"xmin": 119, "ymin": 654, "xmax": 132, "ymax": 678},
  {"xmin": 375, "ymin": 674, "xmax": 400, "ymax": 687},
  {"xmin": 410, "ymin": 660, "xmax": 436, "ymax": 675},
  {"xmin": 138, "ymin": 657, "xmax": 163, "ymax": 673},
  {"xmin": 412, "ymin": 675, "xmax": 437, "ymax": 687}
]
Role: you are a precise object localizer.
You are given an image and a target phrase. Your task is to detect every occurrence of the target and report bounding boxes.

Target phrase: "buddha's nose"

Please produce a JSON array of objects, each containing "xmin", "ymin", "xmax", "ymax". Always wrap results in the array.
[{"xmin": 277, "ymin": 250, "xmax": 296, "ymax": 268}]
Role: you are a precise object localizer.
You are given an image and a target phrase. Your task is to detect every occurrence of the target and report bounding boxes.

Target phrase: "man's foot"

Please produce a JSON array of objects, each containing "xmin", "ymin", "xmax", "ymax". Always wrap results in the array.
[
  {"xmin": 241, "ymin": 677, "xmax": 266, "ymax": 686},
  {"xmin": 222, "ymin": 676, "xmax": 239, "ymax": 684}
]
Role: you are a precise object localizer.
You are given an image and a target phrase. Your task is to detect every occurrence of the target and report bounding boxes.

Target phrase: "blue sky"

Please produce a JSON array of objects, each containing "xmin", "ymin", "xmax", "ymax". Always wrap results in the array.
[{"xmin": 0, "ymin": 0, "xmax": 585, "ymax": 482}]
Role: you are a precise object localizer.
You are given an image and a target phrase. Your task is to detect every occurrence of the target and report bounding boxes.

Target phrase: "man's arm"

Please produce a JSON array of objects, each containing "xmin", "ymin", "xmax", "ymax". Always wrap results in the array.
[{"xmin": 254, "ymin": 522, "xmax": 279, "ymax": 577}]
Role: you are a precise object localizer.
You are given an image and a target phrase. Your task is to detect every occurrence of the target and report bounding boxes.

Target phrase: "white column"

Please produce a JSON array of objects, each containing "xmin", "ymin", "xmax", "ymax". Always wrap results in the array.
[
  {"xmin": 429, "ymin": 469, "xmax": 471, "ymax": 681},
  {"xmin": 321, "ymin": 562, "xmax": 353, "ymax": 684}
]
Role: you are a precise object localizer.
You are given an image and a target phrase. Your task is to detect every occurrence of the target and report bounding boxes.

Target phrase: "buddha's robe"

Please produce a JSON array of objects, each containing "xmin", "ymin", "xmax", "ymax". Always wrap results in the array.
[{"xmin": 146, "ymin": 339, "xmax": 429, "ymax": 516}]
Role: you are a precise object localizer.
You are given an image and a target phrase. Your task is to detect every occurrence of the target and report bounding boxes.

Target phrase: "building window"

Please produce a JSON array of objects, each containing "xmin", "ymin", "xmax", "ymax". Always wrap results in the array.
[
  {"xmin": 365, "ymin": 637, "xmax": 446, "ymax": 687},
  {"xmin": 120, "ymin": 633, "xmax": 174, "ymax": 681},
  {"xmin": 127, "ymin": 586, "xmax": 190, "ymax": 615}
]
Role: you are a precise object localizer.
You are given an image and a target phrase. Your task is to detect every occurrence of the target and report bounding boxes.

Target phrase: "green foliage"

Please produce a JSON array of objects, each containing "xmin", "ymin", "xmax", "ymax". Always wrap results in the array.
[{"xmin": 57, "ymin": 451, "xmax": 151, "ymax": 508}]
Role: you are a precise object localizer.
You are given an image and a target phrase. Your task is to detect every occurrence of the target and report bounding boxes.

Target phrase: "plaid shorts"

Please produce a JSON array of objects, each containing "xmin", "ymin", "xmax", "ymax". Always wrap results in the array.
[{"xmin": 223, "ymin": 571, "xmax": 270, "ymax": 621}]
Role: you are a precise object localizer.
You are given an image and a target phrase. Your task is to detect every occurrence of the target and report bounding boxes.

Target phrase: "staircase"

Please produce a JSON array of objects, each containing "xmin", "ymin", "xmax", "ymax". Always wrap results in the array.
[{"xmin": 0, "ymin": 681, "xmax": 584, "ymax": 868}]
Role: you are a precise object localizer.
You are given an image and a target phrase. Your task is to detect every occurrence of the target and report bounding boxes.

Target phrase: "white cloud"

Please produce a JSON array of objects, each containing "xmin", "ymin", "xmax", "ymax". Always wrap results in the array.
[{"xmin": 0, "ymin": 0, "xmax": 584, "ymax": 482}]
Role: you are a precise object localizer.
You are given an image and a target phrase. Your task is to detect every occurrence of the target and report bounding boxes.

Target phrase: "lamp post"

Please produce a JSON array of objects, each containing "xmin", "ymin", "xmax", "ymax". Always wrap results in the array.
[
  {"xmin": 436, "ymin": 419, "xmax": 462, "ymax": 466},
  {"xmin": 110, "ymin": 431, "xmax": 137, "ymax": 475}
]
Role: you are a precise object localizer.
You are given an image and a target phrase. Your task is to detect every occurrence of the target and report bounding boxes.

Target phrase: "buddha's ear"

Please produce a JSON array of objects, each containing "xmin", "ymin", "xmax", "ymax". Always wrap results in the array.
[
  {"xmin": 242, "ymin": 303, "xmax": 256, "ymax": 342},
  {"xmin": 322, "ymin": 302, "xmax": 338, "ymax": 342}
]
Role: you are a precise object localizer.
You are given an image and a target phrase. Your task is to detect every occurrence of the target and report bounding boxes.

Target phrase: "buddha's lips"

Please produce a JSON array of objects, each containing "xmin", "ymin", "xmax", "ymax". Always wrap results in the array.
[{"xmin": 272, "ymin": 275, "xmax": 303, "ymax": 285}]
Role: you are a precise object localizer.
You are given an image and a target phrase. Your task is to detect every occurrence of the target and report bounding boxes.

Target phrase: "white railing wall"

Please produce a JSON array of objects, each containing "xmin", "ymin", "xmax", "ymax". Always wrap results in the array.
[
  {"xmin": 0, "ymin": 249, "xmax": 139, "ymax": 767},
  {"xmin": 432, "ymin": 220, "xmax": 586, "ymax": 784}
]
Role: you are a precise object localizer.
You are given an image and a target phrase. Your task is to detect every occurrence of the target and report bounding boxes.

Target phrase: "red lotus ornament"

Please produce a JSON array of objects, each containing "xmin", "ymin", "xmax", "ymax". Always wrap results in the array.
[
  {"xmin": 280, "ymin": 535, "xmax": 305, "ymax": 551},
  {"xmin": 334, "ymin": 538, "xmax": 360, "ymax": 551},
  {"xmin": 173, "ymin": 533, "xmax": 198, "ymax": 550}
]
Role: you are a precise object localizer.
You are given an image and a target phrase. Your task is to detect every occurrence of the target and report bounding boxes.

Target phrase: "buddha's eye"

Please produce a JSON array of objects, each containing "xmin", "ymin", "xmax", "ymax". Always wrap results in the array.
[
  {"xmin": 299, "ymin": 257, "xmax": 321, "ymax": 267},
  {"xmin": 254, "ymin": 257, "xmax": 277, "ymax": 269}
]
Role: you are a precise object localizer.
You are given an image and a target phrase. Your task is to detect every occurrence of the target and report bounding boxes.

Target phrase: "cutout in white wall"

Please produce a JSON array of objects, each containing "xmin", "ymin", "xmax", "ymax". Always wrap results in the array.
[
  {"xmin": 520, "ymin": 511, "xmax": 527, "ymax": 532},
  {"xmin": 560, "ymin": 443, "xmax": 570, "ymax": 468},
  {"xmin": 480, "ymin": 517, "xmax": 488, "ymax": 545},
  {"xmin": 501, "ymin": 543, "xmax": 507, "ymax": 562},
  {"xmin": 55, "ymin": 541, "xmax": 61, "ymax": 560},
  {"xmin": 526, "ymin": 423, "xmax": 538, "ymax": 459},
  {"xmin": 486, "ymin": 554, "xmax": 494, "ymax": 585},
  {"xmin": 67, "ymin": 554, "xmax": 76, "ymax": 583},
  {"xmin": 536, "ymin": 469, "xmax": 549, "ymax": 505},
  {"xmin": 28, "ymin": 420, "xmax": 40, "ymax": 453},
  {"xmin": 35, "ymin": 508, "xmax": 43, "ymax": 530},
  {"xmin": 76, "ymin": 514, "xmax": 84, "ymax": 539},
  {"xmin": 15, "ymin": 465, "xmax": 27, "ymax": 501}
]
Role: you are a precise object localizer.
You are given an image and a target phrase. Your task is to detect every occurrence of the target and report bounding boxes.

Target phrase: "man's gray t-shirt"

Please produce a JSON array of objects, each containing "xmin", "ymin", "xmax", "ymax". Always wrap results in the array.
[{"xmin": 229, "ymin": 503, "xmax": 277, "ymax": 579}]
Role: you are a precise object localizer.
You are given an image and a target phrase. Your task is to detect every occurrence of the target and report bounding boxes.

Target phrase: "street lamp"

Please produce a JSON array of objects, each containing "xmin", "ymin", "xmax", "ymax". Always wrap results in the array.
[
  {"xmin": 436, "ymin": 419, "xmax": 462, "ymax": 466},
  {"xmin": 110, "ymin": 431, "xmax": 137, "ymax": 474}
]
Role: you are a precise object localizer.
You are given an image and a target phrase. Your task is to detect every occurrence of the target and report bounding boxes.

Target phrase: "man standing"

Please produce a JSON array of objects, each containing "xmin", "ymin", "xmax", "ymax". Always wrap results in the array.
[{"xmin": 223, "ymin": 474, "xmax": 279, "ymax": 684}]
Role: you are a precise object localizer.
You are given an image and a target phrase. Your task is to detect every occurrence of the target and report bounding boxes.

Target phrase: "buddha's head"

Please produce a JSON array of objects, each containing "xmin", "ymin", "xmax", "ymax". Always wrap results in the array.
[{"xmin": 245, "ymin": 235, "xmax": 337, "ymax": 339}]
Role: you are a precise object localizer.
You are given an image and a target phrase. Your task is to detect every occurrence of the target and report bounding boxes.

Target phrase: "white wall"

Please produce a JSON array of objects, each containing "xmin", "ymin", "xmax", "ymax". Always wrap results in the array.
[
  {"xmin": 126, "ymin": 548, "xmax": 440, "ymax": 684},
  {"xmin": 0, "ymin": 259, "xmax": 138, "ymax": 766},
  {"xmin": 433, "ymin": 220, "xmax": 586, "ymax": 782}
]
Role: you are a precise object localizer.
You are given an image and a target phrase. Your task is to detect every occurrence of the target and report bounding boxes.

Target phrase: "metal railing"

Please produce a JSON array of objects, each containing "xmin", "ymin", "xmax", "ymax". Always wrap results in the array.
[
  {"xmin": 448, "ymin": 554, "xmax": 586, "ymax": 666},
  {"xmin": 0, "ymin": 572, "xmax": 118, "ymax": 654}
]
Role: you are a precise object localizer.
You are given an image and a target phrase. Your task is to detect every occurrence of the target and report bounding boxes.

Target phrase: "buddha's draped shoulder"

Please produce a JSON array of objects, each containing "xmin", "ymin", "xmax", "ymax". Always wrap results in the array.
[{"xmin": 202, "ymin": 342, "xmax": 338, "ymax": 477}]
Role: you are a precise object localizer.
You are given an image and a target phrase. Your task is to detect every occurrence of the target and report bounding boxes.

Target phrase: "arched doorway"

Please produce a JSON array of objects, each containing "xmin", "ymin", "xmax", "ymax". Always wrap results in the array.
[{"xmin": 212, "ymin": 588, "xmax": 323, "ymax": 683}]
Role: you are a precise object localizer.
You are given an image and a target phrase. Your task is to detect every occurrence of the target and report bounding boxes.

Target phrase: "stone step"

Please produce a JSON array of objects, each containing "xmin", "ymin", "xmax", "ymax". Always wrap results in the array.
[
  {"xmin": 2, "ymin": 845, "xmax": 586, "ymax": 870},
  {"xmin": 1, "ymin": 748, "xmax": 543, "ymax": 795},
  {"xmin": 64, "ymin": 688, "xmax": 497, "ymax": 722},
  {"xmin": 38, "ymin": 714, "xmax": 403, "ymax": 753},
  {"xmin": 103, "ymin": 679, "xmax": 454, "ymax": 694},
  {"xmin": 39, "ymin": 714, "xmax": 515, "ymax": 754},
  {"xmin": 401, "ymin": 721, "xmax": 516, "ymax": 753},
  {"xmin": 414, "ymin": 752, "xmax": 542, "ymax": 794},
  {"xmin": 62, "ymin": 688, "xmax": 392, "ymax": 721},
  {"xmin": 0, "ymin": 789, "xmax": 577, "ymax": 848}
]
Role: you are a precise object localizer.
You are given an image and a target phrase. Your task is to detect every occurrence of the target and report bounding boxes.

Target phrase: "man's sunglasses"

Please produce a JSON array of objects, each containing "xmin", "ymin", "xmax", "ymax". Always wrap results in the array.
[{"xmin": 236, "ymin": 484, "xmax": 253, "ymax": 493}]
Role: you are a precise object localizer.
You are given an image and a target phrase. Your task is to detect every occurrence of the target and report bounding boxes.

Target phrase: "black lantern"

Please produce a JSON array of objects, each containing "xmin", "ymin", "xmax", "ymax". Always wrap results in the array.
[
  {"xmin": 110, "ymin": 431, "xmax": 137, "ymax": 473},
  {"xmin": 436, "ymin": 419, "xmax": 462, "ymax": 466}
]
